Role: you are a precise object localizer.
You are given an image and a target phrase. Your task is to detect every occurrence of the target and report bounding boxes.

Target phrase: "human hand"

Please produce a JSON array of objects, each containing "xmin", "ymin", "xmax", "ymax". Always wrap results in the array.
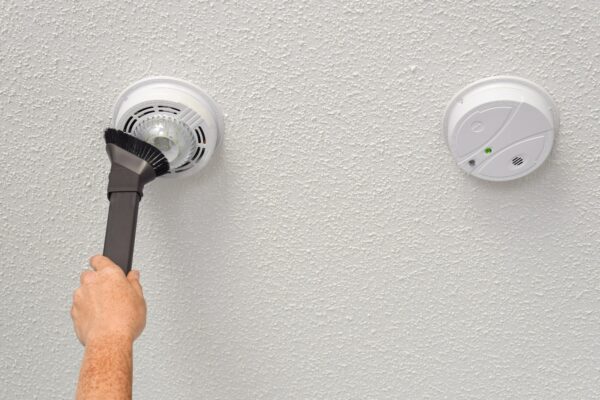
[{"xmin": 71, "ymin": 255, "xmax": 146, "ymax": 346}]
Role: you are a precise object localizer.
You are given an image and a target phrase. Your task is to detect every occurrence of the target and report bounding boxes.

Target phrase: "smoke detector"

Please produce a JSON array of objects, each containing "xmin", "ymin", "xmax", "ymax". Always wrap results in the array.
[
  {"xmin": 111, "ymin": 76, "xmax": 224, "ymax": 178},
  {"xmin": 443, "ymin": 76, "xmax": 559, "ymax": 181}
]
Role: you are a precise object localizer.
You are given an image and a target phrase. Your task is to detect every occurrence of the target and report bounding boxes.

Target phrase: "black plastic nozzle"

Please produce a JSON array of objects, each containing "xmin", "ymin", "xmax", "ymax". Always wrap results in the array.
[{"xmin": 102, "ymin": 129, "xmax": 169, "ymax": 274}]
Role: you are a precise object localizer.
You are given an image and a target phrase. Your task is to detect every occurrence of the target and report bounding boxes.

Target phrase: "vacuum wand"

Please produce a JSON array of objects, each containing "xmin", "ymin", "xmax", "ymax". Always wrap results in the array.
[
  {"xmin": 103, "ymin": 192, "xmax": 140, "ymax": 275},
  {"xmin": 102, "ymin": 129, "xmax": 170, "ymax": 275}
]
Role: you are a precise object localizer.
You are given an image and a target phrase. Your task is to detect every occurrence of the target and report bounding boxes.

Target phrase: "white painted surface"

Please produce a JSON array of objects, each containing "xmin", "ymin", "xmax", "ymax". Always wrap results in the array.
[{"xmin": 1, "ymin": 1, "xmax": 599, "ymax": 398}]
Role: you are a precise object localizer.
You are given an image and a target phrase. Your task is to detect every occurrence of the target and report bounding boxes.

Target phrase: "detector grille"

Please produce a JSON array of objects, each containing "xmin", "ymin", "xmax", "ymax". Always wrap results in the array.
[{"xmin": 118, "ymin": 102, "xmax": 209, "ymax": 175}]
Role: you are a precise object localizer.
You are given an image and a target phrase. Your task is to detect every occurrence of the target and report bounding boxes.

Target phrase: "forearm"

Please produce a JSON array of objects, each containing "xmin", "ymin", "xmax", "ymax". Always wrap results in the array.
[{"xmin": 76, "ymin": 335, "xmax": 134, "ymax": 400}]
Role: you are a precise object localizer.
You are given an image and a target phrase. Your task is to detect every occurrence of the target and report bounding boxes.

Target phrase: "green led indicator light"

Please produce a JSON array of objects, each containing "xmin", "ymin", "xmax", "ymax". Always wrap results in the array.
[{"xmin": 485, "ymin": 147, "xmax": 492, "ymax": 154}]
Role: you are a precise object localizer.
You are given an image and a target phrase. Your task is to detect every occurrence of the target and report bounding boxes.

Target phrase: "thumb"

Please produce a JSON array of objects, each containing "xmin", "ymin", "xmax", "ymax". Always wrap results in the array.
[{"xmin": 127, "ymin": 270, "xmax": 143, "ymax": 296}]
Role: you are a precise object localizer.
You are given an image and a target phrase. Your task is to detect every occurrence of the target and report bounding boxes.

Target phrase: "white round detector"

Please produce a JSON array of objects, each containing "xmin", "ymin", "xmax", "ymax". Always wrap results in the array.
[
  {"xmin": 443, "ymin": 76, "xmax": 559, "ymax": 181},
  {"xmin": 111, "ymin": 77, "xmax": 224, "ymax": 178}
]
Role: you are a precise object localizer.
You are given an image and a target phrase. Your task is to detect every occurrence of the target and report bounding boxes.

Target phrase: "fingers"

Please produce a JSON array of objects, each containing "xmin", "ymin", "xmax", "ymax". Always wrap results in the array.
[
  {"xmin": 128, "ymin": 270, "xmax": 140, "ymax": 281},
  {"xmin": 80, "ymin": 270, "xmax": 96, "ymax": 285},
  {"xmin": 72, "ymin": 317, "xmax": 85, "ymax": 346},
  {"xmin": 72, "ymin": 287, "xmax": 82, "ymax": 303},
  {"xmin": 70, "ymin": 290, "xmax": 83, "ymax": 345},
  {"xmin": 87, "ymin": 255, "xmax": 142, "ymax": 296},
  {"xmin": 127, "ymin": 270, "xmax": 144, "ymax": 297},
  {"xmin": 89, "ymin": 255, "xmax": 122, "ymax": 274}
]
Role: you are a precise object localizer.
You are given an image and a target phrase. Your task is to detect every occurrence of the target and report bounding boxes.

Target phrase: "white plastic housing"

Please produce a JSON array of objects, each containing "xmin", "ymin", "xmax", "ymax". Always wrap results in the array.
[
  {"xmin": 111, "ymin": 76, "xmax": 224, "ymax": 178},
  {"xmin": 444, "ymin": 76, "xmax": 559, "ymax": 181}
]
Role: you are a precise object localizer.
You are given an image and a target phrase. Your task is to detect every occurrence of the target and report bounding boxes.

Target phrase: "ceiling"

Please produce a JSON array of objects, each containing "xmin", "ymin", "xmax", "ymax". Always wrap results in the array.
[{"xmin": 1, "ymin": 0, "xmax": 599, "ymax": 398}]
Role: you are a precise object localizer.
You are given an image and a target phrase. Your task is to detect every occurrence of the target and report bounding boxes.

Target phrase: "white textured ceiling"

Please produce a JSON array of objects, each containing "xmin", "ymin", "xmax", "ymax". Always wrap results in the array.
[{"xmin": 1, "ymin": 1, "xmax": 600, "ymax": 398}]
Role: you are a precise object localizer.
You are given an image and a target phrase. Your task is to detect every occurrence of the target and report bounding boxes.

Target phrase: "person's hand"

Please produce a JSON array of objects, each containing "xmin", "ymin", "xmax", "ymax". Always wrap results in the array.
[{"xmin": 71, "ymin": 255, "xmax": 146, "ymax": 346}]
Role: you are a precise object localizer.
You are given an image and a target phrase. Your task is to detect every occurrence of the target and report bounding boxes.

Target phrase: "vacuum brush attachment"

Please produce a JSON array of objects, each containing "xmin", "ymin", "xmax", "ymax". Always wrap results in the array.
[{"xmin": 103, "ymin": 128, "xmax": 169, "ymax": 274}]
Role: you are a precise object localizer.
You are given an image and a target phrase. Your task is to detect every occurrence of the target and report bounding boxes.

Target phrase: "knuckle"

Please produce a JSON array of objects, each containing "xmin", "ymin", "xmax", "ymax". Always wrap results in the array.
[
  {"xmin": 89, "ymin": 254, "xmax": 102, "ymax": 265},
  {"xmin": 90, "ymin": 255, "xmax": 114, "ymax": 270},
  {"xmin": 105, "ymin": 265, "xmax": 124, "ymax": 276},
  {"xmin": 81, "ymin": 271, "xmax": 95, "ymax": 284}
]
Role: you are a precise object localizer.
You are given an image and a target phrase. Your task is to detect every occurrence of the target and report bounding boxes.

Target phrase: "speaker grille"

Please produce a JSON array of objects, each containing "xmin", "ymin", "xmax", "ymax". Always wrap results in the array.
[{"xmin": 512, "ymin": 156, "xmax": 524, "ymax": 166}]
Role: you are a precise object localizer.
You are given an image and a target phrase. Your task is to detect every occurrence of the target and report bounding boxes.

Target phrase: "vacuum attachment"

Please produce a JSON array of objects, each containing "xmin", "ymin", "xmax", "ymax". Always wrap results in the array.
[{"xmin": 103, "ymin": 128, "xmax": 169, "ymax": 274}]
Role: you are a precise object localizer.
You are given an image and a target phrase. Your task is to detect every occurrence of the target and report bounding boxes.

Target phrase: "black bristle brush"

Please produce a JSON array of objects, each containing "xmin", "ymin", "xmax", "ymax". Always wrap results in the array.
[{"xmin": 103, "ymin": 128, "xmax": 169, "ymax": 274}]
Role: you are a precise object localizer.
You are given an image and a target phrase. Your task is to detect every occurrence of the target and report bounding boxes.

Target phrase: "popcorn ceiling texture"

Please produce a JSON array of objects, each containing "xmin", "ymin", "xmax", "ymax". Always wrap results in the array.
[{"xmin": 1, "ymin": 0, "xmax": 599, "ymax": 398}]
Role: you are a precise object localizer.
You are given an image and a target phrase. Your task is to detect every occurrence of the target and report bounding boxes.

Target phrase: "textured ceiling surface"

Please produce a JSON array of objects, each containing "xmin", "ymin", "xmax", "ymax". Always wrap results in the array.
[{"xmin": 1, "ymin": 1, "xmax": 599, "ymax": 398}]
